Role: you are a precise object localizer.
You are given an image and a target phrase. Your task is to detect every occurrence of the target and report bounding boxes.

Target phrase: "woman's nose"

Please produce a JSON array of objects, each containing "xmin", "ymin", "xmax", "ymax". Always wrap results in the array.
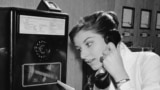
[{"xmin": 80, "ymin": 49, "xmax": 89, "ymax": 60}]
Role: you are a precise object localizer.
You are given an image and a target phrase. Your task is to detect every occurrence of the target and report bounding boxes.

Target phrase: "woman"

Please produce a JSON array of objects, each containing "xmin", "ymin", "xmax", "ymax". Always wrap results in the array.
[{"xmin": 57, "ymin": 11, "xmax": 160, "ymax": 90}]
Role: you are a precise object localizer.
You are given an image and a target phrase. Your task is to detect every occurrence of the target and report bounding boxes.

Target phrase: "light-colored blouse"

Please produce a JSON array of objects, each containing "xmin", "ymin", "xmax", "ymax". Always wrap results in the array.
[{"xmin": 94, "ymin": 42, "xmax": 160, "ymax": 90}]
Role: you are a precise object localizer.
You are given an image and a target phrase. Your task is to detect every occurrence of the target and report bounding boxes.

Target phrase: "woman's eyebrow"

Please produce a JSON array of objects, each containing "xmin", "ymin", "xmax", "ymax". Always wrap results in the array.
[
  {"xmin": 74, "ymin": 36, "xmax": 95, "ymax": 47},
  {"xmin": 83, "ymin": 37, "xmax": 93, "ymax": 43}
]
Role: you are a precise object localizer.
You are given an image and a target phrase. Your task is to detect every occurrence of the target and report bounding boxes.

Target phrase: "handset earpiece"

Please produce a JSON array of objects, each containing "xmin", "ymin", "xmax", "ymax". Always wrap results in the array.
[{"xmin": 104, "ymin": 31, "xmax": 121, "ymax": 47}]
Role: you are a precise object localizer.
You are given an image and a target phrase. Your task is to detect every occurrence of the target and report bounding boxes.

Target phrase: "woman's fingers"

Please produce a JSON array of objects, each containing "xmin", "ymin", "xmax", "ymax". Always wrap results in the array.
[
  {"xmin": 102, "ymin": 42, "xmax": 129, "ymax": 82},
  {"xmin": 57, "ymin": 80, "xmax": 75, "ymax": 90},
  {"xmin": 107, "ymin": 42, "xmax": 117, "ymax": 52}
]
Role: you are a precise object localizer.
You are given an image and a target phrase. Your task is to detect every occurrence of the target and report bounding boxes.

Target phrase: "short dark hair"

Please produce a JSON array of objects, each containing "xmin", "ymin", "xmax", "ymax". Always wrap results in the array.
[{"xmin": 69, "ymin": 11, "xmax": 121, "ymax": 46}]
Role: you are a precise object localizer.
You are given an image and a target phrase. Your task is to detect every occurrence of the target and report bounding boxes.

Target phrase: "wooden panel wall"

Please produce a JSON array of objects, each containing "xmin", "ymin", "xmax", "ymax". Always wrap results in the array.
[
  {"xmin": 0, "ymin": 0, "xmax": 160, "ymax": 90},
  {"xmin": 114, "ymin": 0, "xmax": 160, "ymax": 55}
]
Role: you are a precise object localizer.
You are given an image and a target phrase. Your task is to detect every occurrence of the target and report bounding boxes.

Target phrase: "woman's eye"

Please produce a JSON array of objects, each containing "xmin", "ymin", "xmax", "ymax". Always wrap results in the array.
[{"xmin": 86, "ymin": 42, "xmax": 93, "ymax": 47}]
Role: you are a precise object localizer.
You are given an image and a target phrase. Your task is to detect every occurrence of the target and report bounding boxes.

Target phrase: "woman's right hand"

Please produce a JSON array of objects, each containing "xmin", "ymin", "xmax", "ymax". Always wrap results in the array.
[
  {"xmin": 57, "ymin": 80, "xmax": 75, "ymax": 90},
  {"xmin": 102, "ymin": 42, "xmax": 129, "ymax": 82}
]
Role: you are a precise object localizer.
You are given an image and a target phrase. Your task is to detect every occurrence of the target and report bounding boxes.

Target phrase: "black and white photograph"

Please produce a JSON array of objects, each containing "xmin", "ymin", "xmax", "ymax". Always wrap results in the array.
[
  {"xmin": 140, "ymin": 9, "xmax": 152, "ymax": 29},
  {"xmin": 156, "ymin": 11, "xmax": 160, "ymax": 30},
  {"xmin": 0, "ymin": 0, "xmax": 160, "ymax": 90},
  {"xmin": 121, "ymin": 6, "xmax": 135, "ymax": 28}
]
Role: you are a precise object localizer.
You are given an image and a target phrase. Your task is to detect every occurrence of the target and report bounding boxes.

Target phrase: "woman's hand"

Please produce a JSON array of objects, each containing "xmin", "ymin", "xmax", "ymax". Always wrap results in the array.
[
  {"xmin": 102, "ymin": 42, "xmax": 129, "ymax": 82},
  {"xmin": 57, "ymin": 80, "xmax": 75, "ymax": 90}
]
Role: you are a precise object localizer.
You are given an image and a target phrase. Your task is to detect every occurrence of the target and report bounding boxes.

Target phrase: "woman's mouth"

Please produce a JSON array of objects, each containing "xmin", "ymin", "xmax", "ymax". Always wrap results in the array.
[{"xmin": 86, "ymin": 58, "xmax": 96, "ymax": 64}]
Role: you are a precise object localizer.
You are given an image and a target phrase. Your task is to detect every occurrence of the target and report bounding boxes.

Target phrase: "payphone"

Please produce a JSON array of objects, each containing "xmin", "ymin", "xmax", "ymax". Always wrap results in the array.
[{"xmin": 0, "ymin": 7, "xmax": 68, "ymax": 90}]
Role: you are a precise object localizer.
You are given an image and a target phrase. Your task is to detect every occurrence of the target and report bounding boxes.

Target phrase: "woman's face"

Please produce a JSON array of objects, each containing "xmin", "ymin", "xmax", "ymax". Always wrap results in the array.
[{"xmin": 73, "ymin": 30, "xmax": 107, "ymax": 71}]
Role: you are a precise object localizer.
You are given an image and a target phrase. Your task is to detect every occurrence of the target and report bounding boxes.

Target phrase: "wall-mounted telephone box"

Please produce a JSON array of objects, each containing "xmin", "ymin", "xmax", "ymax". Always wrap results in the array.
[{"xmin": 0, "ymin": 7, "xmax": 68, "ymax": 90}]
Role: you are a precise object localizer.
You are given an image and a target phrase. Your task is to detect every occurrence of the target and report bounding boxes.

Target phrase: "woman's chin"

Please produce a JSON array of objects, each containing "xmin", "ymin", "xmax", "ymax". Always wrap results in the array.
[
  {"xmin": 90, "ymin": 65, "xmax": 102, "ymax": 71},
  {"xmin": 88, "ymin": 62, "xmax": 102, "ymax": 71}
]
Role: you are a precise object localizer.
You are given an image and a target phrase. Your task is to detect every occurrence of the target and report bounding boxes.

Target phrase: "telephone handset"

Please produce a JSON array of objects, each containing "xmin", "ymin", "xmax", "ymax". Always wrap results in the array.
[
  {"xmin": 93, "ymin": 31, "xmax": 120, "ymax": 89},
  {"xmin": 94, "ymin": 68, "xmax": 111, "ymax": 89}
]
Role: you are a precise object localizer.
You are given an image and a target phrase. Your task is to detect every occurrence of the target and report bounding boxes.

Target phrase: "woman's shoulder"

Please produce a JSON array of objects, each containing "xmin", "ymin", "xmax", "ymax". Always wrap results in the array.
[
  {"xmin": 136, "ymin": 51, "xmax": 160, "ymax": 66},
  {"xmin": 138, "ymin": 51, "xmax": 160, "ymax": 59}
]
